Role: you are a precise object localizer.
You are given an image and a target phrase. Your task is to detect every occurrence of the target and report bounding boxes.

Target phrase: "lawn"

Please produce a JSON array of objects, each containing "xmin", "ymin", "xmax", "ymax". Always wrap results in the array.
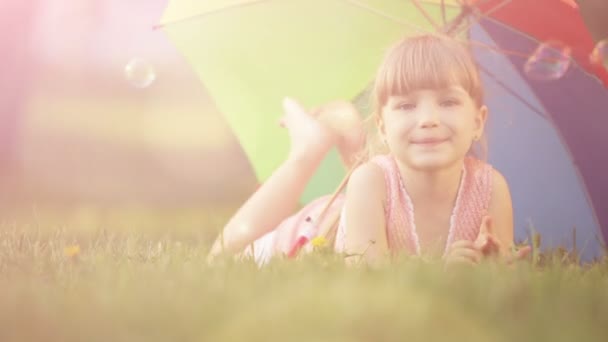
[{"xmin": 0, "ymin": 207, "xmax": 606, "ymax": 342}]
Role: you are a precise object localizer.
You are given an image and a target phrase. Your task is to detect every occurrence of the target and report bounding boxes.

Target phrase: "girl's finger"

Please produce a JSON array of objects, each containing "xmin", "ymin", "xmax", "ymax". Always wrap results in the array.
[
  {"xmin": 479, "ymin": 215, "xmax": 493, "ymax": 235},
  {"xmin": 449, "ymin": 240, "xmax": 476, "ymax": 252},
  {"xmin": 507, "ymin": 246, "xmax": 532, "ymax": 264},
  {"xmin": 451, "ymin": 247, "xmax": 482, "ymax": 264},
  {"xmin": 480, "ymin": 236, "xmax": 501, "ymax": 256}
]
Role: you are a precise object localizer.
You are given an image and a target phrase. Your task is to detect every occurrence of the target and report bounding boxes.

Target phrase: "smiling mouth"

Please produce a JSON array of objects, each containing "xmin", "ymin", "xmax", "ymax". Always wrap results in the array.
[{"xmin": 410, "ymin": 138, "xmax": 449, "ymax": 146}]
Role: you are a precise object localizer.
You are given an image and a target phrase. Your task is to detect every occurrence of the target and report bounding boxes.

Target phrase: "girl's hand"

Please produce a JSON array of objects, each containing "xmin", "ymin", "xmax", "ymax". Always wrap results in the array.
[
  {"xmin": 474, "ymin": 216, "xmax": 501, "ymax": 257},
  {"xmin": 444, "ymin": 240, "xmax": 483, "ymax": 267},
  {"xmin": 474, "ymin": 215, "xmax": 532, "ymax": 264},
  {"xmin": 443, "ymin": 217, "xmax": 497, "ymax": 268}
]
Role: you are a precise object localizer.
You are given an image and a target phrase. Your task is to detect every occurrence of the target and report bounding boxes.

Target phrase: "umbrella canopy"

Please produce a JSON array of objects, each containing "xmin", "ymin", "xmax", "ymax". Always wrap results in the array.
[
  {"xmin": 474, "ymin": 0, "xmax": 608, "ymax": 86},
  {"xmin": 158, "ymin": 0, "xmax": 608, "ymax": 260},
  {"xmin": 469, "ymin": 0, "xmax": 608, "ymax": 260},
  {"xmin": 160, "ymin": 0, "xmax": 463, "ymax": 203}
]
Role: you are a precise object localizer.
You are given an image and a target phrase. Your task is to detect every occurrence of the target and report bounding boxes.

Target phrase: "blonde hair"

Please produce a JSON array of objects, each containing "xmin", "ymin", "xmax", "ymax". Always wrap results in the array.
[{"xmin": 365, "ymin": 33, "xmax": 487, "ymax": 160}]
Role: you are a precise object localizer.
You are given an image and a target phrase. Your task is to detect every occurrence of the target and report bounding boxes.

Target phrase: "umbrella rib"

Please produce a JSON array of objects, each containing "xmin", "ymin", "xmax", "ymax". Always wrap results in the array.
[
  {"xmin": 443, "ymin": 5, "xmax": 473, "ymax": 35},
  {"xmin": 479, "ymin": 15, "xmax": 605, "ymax": 87},
  {"xmin": 477, "ymin": 15, "xmax": 597, "ymax": 80},
  {"xmin": 346, "ymin": 0, "xmax": 473, "ymax": 36},
  {"xmin": 343, "ymin": 0, "xmax": 428, "ymax": 33},
  {"xmin": 478, "ymin": 63, "xmax": 551, "ymax": 121},
  {"xmin": 441, "ymin": 0, "xmax": 447, "ymax": 25},
  {"xmin": 443, "ymin": 0, "xmax": 535, "ymax": 60},
  {"xmin": 468, "ymin": 40, "xmax": 530, "ymax": 59},
  {"xmin": 476, "ymin": 14, "xmax": 555, "ymax": 48},
  {"xmin": 409, "ymin": 0, "xmax": 461, "ymax": 7},
  {"xmin": 444, "ymin": 0, "xmax": 502, "ymax": 36},
  {"xmin": 410, "ymin": 0, "xmax": 441, "ymax": 30},
  {"xmin": 450, "ymin": 1, "xmax": 581, "ymax": 66},
  {"xmin": 452, "ymin": 0, "xmax": 512, "ymax": 36},
  {"xmin": 345, "ymin": 0, "xmax": 474, "ymax": 34},
  {"xmin": 346, "ymin": 0, "xmax": 530, "ymax": 60},
  {"xmin": 155, "ymin": 0, "xmax": 271, "ymax": 28},
  {"xmin": 157, "ymin": 0, "xmax": 461, "ymax": 29}
]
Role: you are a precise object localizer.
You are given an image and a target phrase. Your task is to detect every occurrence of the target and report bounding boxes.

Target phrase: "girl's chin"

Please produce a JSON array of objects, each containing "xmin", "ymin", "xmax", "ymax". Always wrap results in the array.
[{"xmin": 403, "ymin": 155, "xmax": 458, "ymax": 171}]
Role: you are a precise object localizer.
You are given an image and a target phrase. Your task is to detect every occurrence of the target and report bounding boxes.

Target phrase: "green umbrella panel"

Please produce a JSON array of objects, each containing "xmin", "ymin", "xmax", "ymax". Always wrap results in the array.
[{"xmin": 160, "ymin": 0, "xmax": 462, "ymax": 203}]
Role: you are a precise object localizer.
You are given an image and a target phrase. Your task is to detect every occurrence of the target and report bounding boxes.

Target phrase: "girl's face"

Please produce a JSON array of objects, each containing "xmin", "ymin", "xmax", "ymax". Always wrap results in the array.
[{"xmin": 379, "ymin": 86, "xmax": 487, "ymax": 171}]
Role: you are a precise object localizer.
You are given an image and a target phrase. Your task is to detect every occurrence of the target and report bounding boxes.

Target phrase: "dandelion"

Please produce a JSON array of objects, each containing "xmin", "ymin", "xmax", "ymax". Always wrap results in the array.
[
  {"xmin": 64, "ymin": 245, "xmax": 81, "ymax": 258},
  {"xmin": 311, "ymin": 236, "xmax": 327, "ymax": 248}
]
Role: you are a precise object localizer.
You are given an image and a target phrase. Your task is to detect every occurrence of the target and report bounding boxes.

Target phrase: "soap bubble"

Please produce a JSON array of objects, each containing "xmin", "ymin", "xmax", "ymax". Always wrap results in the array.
[
  {"xmin": 124, "ymin": 58, "xmax": 156, "ymax": 88},
  {"xmin": 589, "ymin": 39, "xmax": 608, "ymax": 71},
  {"xmin": 524, "ymin": 41, "xmax": 571, "ymax": 81}
]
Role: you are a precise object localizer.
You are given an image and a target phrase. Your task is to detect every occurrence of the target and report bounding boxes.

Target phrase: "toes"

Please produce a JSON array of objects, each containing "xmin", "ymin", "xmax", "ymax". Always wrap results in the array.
[{"xmin": 282, "ymin": 97, "xmax": 308, "ymax": 117}]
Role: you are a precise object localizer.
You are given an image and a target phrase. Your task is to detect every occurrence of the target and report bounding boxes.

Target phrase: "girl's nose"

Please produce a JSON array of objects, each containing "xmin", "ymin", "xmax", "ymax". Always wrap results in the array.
[{"xmin": 418, "ymin": 105, "xmax": 441, "ymax": 128}]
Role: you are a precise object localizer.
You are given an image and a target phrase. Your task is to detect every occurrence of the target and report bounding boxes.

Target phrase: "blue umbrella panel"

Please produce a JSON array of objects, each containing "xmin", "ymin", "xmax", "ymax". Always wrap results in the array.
[{"xmin": 471, "ymin": 20, "xmax": 608, "ymax": 261}]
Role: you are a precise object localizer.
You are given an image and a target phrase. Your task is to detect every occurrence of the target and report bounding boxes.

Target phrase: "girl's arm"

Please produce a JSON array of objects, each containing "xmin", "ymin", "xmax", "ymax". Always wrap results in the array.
[
  {"xmin": 487, "ymin": 168, "xmax": 515, "ymax": 257},
  {"xmin": 343, "ymin": 162, "xmax": 389, "ymax": 265},
  {"xmin": 476, "ymin": 170, "xmax": 531, "ymax": 263}
]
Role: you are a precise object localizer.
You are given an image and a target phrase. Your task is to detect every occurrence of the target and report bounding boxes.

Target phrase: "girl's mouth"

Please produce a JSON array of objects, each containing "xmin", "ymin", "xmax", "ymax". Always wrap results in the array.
[{"xmin": 410, "ymin": 137, "xmax": 449, "ymax": 146}]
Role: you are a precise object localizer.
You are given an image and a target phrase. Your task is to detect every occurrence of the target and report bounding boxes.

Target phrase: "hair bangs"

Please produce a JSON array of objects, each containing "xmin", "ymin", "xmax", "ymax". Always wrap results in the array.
[{"xmin": 373, "ymin": 35, "xmax": 483, "ymax": 110}]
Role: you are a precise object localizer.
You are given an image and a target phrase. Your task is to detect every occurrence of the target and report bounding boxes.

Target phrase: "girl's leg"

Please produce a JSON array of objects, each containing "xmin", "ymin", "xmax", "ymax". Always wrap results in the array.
[
  {"xmin": 208, "ymin": 98, "xmax": 336, "ymax": 258},
  {"xmin": 315, "ymin": 101, "xmax": 366, "ymax": 169}
]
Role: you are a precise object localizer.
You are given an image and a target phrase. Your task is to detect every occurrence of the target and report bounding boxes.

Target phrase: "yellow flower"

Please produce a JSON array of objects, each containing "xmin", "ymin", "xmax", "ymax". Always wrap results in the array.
[
  {"xmin": 311, "ymin": 236, "xmax": 327, "ymax": 248},
  {"xmin": 64, "ymin": 245, "xmax": 81, "ymax": 258}
]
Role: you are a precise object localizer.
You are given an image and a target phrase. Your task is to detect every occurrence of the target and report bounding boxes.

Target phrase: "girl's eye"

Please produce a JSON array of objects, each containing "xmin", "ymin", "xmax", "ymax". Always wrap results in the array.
[
  {"xmin": 396, "ymin": 103, "xmax": 416, "ymax": 111},
  {"xmin": 440, "ymin": 98, "xmax": 461, "ymax": 107}
]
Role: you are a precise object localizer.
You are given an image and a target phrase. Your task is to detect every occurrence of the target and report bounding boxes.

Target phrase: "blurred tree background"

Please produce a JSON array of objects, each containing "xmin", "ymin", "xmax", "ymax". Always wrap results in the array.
[
  {"xmin": 0, "ymin": 0, "xmax": 256, "ymax": 217},
  {"xmin": 1, "ymin": 0, "xmax": 606, "ymax": 226}
]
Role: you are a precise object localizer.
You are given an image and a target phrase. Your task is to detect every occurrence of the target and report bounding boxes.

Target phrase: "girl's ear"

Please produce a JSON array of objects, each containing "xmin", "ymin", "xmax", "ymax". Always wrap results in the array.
[
  {"xmin": 375, "ymin": 110, "xmax": 385, "ymax": 135},
  {"xmin": 375, "ymin": 114, "xmax": 387, "ymax": 145},
  {"xmin": 474, "ymin": 105, "xmax": 488, "ymax": 138}
]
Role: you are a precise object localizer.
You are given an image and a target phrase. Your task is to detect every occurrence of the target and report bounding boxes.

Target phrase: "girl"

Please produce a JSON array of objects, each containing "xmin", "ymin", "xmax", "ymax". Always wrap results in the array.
[{"xmin": 208, "ymin": 33, "xmax": 530, "ymax": 266}]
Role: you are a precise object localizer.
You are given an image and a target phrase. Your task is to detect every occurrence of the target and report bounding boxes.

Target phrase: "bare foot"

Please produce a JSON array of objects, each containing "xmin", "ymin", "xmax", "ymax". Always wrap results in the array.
[
  {"xmin": 280, "ymin": 97, "xmax": 336, "ymax": 162},
  {"xmin": 315, "ymin": 101, "xmax": 366, "ymax": 168}
]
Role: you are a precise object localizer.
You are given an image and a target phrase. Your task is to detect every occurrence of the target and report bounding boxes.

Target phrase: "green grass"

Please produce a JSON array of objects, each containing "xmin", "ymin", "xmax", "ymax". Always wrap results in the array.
[{"xmin": 0, "ymin": 211, "xmax": 607, "ymax": 342}]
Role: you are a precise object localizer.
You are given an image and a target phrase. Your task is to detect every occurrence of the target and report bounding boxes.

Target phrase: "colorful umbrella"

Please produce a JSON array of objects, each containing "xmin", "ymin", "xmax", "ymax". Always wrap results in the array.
[{"xmin": 158, "ymin": 0, "xmax": 608, "ymax": 260}]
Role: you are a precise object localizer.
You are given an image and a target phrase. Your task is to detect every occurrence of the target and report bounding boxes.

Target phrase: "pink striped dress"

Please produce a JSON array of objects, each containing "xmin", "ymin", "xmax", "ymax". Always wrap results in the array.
[{"xmin": 242, "ymin": 154, "xmax": 493, "ymax": 265}]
